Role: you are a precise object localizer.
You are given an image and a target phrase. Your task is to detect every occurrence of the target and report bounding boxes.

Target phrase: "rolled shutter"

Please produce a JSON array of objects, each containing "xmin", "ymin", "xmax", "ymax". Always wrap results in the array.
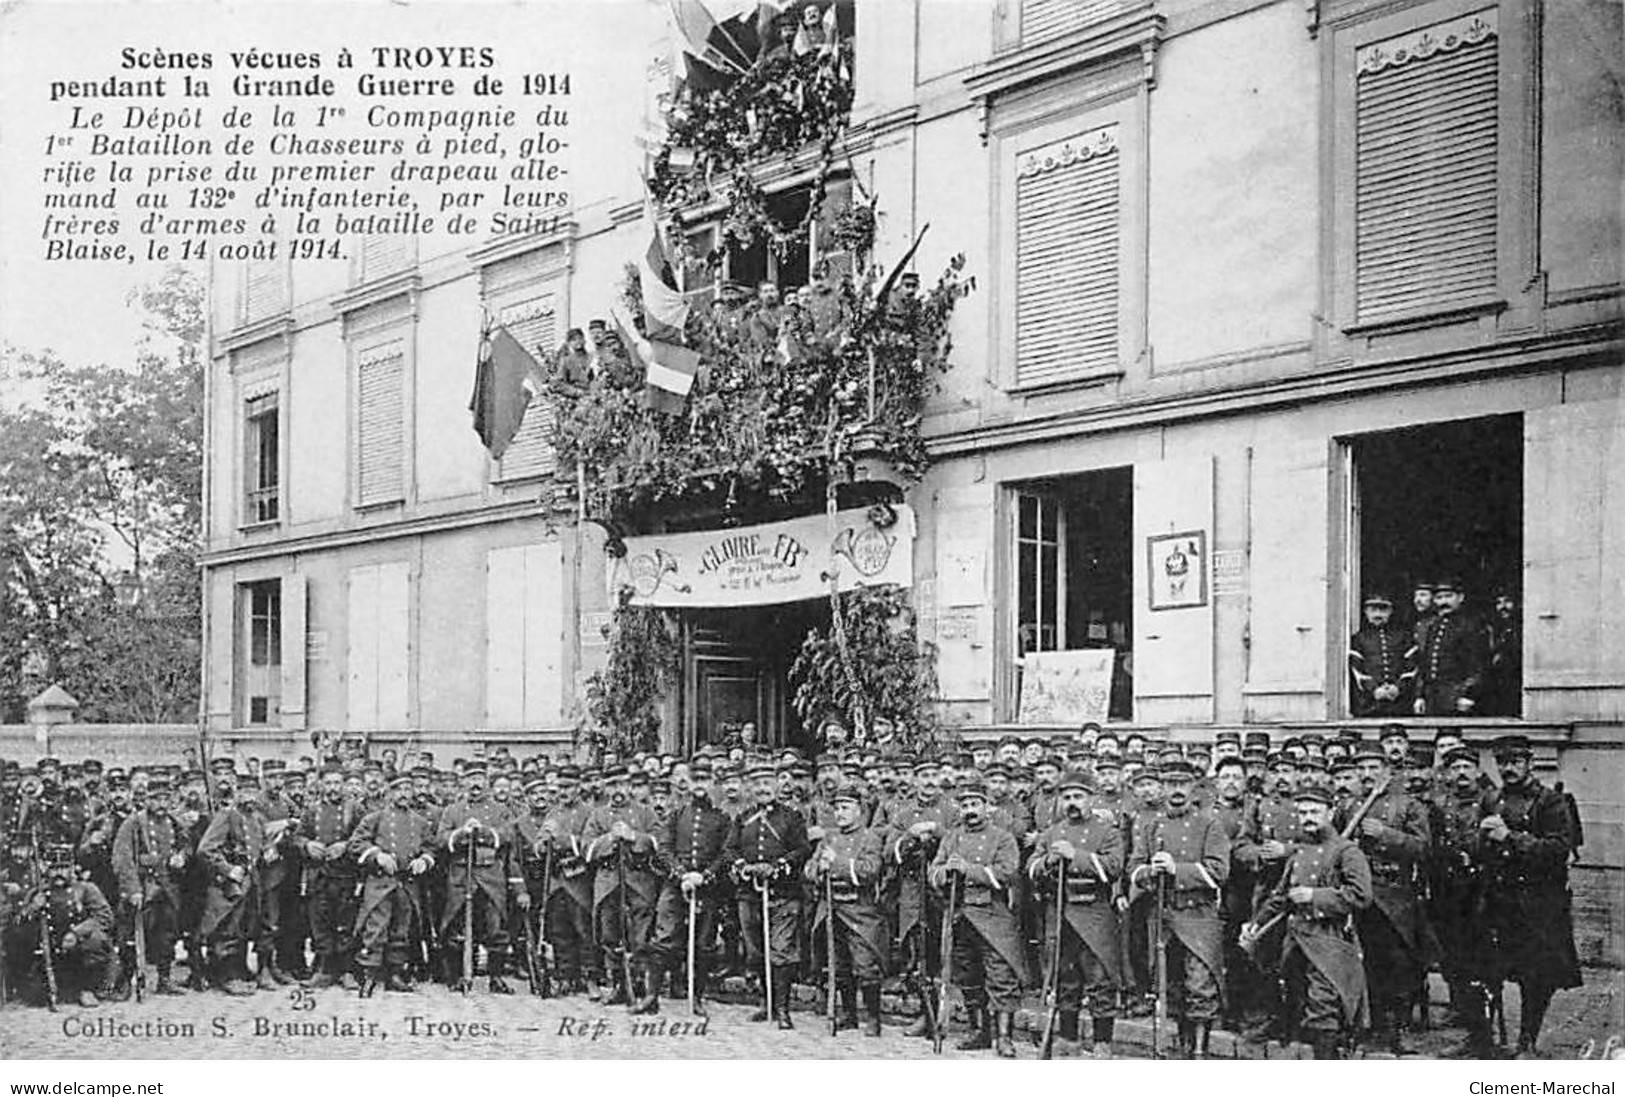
[
  {"xmin": 1020, "ymin": 0, "xmax": 1128, "ymax": 44},
  {"xmin": 359, "ymin": 235, "xmax": 413, "ymax": 282},
  {"xmin": 496, "ymin": 295, "xmax": 558, "ymax": 481},
  {"xmin": 242, "ymin": 259, "xmax": 286, "ymax": 323},
  {"xmin": 357, "ymin": 343, "xmax": 405, "ymax": 505},
  {"xmin": 1015, "ymin": 126, "xmax": 1120, "ymax": 386},
  {"xmin": 1354, "ymin": 10, "xmax": 1499, "ymax": 323}
]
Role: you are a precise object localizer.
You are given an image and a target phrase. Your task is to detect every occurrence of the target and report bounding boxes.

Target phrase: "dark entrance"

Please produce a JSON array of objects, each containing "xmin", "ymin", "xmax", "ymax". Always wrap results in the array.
[{"xmin": 683, "ymin": 600, "xmax": 830, "ymax": 754}]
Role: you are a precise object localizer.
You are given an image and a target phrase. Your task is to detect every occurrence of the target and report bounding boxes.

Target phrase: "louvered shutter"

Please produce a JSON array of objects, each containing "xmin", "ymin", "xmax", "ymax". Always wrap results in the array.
[
  {"xmin": 1021, "ymin": 0, "xmax": 1130, "ymax": 43},
  {"xmin": 1015, "ymin": 126, "xmax": 1120, "ymax": 387},
  {"xmin": 357, "ymin": 343, "xmax": 405, "ymax": 505},
  {"xmin": 359, "ymin": 235, "xmax": 413, "ymax": 282},
  {"xmin": 1354, "ymin": 11, "xmax": 1499, "ymax": 324},
  {"xmin": 242, "ymin": 259, "xmax": 286, "ymax": 323},
  {"xmin": 495, "ymin": 295, "xmax": 558, "ymax": 482}
]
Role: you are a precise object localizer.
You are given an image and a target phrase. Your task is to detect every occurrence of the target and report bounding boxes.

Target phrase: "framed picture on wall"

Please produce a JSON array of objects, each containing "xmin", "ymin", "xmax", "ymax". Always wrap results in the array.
[{"xmin": 1148, "ymin": 530, "xmax": 1208, "ymax": 611}]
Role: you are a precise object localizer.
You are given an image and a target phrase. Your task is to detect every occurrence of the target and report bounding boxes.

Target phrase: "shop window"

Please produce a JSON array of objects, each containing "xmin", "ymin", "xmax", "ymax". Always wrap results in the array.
[
  {"xmin": 1012, "ymin": 467, "xmax": 1134, "ymax": 720},
  {"xmin": 1348, "ymin": 413, "xmax": 1522, "ymax": 717}
]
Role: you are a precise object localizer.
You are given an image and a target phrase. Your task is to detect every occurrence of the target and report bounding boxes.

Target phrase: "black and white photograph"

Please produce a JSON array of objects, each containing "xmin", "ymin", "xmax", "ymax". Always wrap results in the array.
[{"xmin": 0, "ymin": 0, "xmax": 1621, "ymax": 1081}]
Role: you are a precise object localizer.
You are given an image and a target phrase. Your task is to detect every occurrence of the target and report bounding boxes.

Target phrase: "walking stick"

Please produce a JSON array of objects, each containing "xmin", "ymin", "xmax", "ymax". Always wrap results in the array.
[
  {"xmin": 458, "ymin": 834, "xmax": 475, "ymax": 995},
  {"xmin": 1039, "ymin": 861, "xmax": 1067, "ymax": 1059},
  {"xmin": 934, "ymin": 871, "xmax": 957, "ymax": 1056},
  {"xmin": 756, "ymin": 873, "xmax": 773, "ymax": 1019},
  {"xmin": 686, "ymin": 887, "xmax": 698, "ymax": 1014},
  {"xmin": 825, "ymin": 867, "xmax": 838, "ymax": 1036}
]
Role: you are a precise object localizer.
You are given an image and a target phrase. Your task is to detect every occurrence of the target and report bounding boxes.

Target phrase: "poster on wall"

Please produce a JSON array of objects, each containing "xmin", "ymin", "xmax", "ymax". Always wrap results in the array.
[
  {"xmin": 1017, "ymin": 648, "xmax": 1115, "ymax": 725},
  {"xmin": 1148, "ymin": 530, "xmax": 1208, "ymax": 611}
]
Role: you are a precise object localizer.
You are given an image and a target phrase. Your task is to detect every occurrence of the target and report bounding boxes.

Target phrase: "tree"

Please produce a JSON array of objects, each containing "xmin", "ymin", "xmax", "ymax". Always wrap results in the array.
[{"xmin": 0, "ymin": 265, "xmax": 204, "ymax": 723}]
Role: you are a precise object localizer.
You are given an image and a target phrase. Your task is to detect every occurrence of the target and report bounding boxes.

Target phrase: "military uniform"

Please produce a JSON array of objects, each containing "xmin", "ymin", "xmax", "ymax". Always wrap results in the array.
[
  {"xmin": 582, "ymin": 789, "xmax": 661, "ymax": 1000},
  {"xmin": 299, "ymin": 791, "xmax": 364, "ymax": 986},
  {"xmin": 349, "ymin": 783, "xmax": 436, "ymax": 993},
  {"xmin": 642, "ymin": 787, "xmax": 732, "ymax": 1010},
  {"xmin": 111, "ymin": 797, "xmax": 188, "ymax": 994},
  {"xmin": 10, "ymin": 858, "xmax": 116, "ymax": 1006},
  {"xmin": 1349, "ymin": 615, "xmax": 1419, "ymax": 717},
  {"xmin": 805, "ymin": 789, "xmax": 888, "ymax": 1034},
  {"xmin": 883, "ymin": 788, "xmax": 956, "ymax": 1034},
  {"xmin": 1416, "ymin": 608, "xmax": 1491, "ymax": 716},
  {"xmin": 195, "ymin": 794, "xmax": 268, "ymax": 992},
  {"xmin": 535, "ymin": 792, "xmax": 595, "ymax": 991},
  {"xmin": 727, "ymin": 788, "xmax": 811, "ymax": 1027},
  {"xmin": 436, "ymin": 785, "xmax": 520, "ymax": 986},
  {"xmin": 1428, "ymin": 761, "xmax": 1496, "ymax": 1053}
]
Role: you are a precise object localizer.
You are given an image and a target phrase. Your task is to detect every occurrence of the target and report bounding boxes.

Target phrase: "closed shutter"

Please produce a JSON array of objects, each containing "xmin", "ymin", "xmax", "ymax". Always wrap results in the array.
[
  {"xmin": 1020, "ymin": 0, "xmax": 1128, "ymax": 43},
  {"xmin": 356, "ymin": 343, "xmax": 405, "ymax": 505},
  {"xmin": 1132, "ymin": 456, "xmax": 1215, "ymax": 723},
  {"xmin": 347, "ymin": 562, "xmax": 410, "ymax": 731},
  {"xmin": 242, "ymin": 259, "xmax": 286, "ymax": 323},
  {"xmin": 495, "ymin": 295, "xmax": 558, "ymax": 481},
  {"xmin": 279, "ymin": 574, "xmax": 307, "ymax": 731},
  {"xmin": 1354, "ymin": 10, "xmax": 1499, "ymax": 324},
  {"xmin": 1015, "ymin": 126, "xmax": 1119, "ymax": 386},
  {"xmin": 1244, "ymin": 440, "xmax": 1330, "ymax": 721},
  {"xmin": 359, "ymin": 234, "xmax": 413, "ymax": 282},
  {"xmin": 486, "ymin": 542, "xmax": 564, "ymax": 728}
]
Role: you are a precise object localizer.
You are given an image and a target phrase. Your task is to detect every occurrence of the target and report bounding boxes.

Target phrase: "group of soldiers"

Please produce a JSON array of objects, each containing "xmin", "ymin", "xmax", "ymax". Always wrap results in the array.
[
  {"xmin": 1348, "ymin": 580, "xmax": 1522, "ymax": 718},
  {"xmin": 0, "ymin": 721, "xmax": 1582, "ymax": 1061}
]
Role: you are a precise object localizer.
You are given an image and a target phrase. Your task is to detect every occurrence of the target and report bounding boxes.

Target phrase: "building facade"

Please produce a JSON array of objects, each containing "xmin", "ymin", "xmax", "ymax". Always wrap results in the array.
[{"xmin": 201, "ymin": 0, "xmax": 1622, "ymax": 958}]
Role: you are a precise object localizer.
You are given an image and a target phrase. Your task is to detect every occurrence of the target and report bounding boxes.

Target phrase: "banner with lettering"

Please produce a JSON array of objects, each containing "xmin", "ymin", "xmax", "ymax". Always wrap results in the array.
[{"xmin": 611, "ymin": 505, "xmax": 916, "ymax": 608}]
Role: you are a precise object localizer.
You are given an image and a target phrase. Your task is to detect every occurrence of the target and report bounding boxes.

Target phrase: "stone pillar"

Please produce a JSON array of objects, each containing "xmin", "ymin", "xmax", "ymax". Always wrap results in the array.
[{"xmin": 27, "ymin": 683, "xmax": 79, "ymax": 758}]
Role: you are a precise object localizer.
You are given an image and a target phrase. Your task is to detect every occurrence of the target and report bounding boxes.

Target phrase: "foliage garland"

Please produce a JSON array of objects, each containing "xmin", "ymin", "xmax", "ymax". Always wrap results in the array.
[{"xmin": 579, "ymin": 589, "xmax": 681, "ymax": 760}]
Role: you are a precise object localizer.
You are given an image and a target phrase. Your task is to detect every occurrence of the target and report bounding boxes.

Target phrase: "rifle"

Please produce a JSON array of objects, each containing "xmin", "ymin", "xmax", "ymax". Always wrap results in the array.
[
  {"xmin": 824, "ymin": 866, "xmax": 838, "ymax": 1036},
  {"xmin": 916, "ymin": 856, "xmax": 940, "ymax": 1044},
  {"xmin": 1039, "ymin": 861, "xmax": 1067, "ymax": 1059},
  {"xmin": 1150, "ymin": 835, "xmax": 1168, "ymax": 1058},
  {"xmin": 457, "ymin": 833, "xmax": 475, "ymax": 994},
  {"xmin": 616, "ymin": 838, "xmax": 634, "ymax": 1002},
  {"xmin": 934, "ymin": 868, "xmax": 957, "ymax": 1056},
  {"xmin": 131, "ymin": 882, "xmax": 148, "ymax": 1004},
  {"xmin": 535, "ymin": 842, "xmax": 554, "ymax": 998},
  {"xmin": 520, "ymin": 893, "xmax": 544, "ymax": 997},
  {"xmin": 29, "ymin": 829, "xmax": 58, "ymax": 1012}
]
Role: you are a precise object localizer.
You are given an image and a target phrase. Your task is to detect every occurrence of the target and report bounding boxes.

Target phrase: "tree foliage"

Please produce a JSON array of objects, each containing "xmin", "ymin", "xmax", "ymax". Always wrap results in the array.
[
  {"xmin": 0, "ymin": 266, "xmax": 204, "ymax": 724},
  {"xmin": 579, "ymin": 590, "xmax": 681, "ymax": 760}
]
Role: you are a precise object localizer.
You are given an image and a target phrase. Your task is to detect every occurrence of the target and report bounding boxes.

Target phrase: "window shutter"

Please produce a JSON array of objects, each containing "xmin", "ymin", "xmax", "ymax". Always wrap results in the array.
[
  {"xmin": 1020, "ymin": 0, "xmax": 1128, "ymax": 44},
  {"xmin": 486, "ymin": 542, "xmax": 564, "ymax": 728},
  {"xmin": 346, "ymin": 565, "xmax": 380, "ymax": 731},
  {"xmin": 1354, "ymin": 11, "xmax": 1499, "ymax": 324},
  {"xmin": 347, "ymin": 562, "xmax": 410, "ymax": 731},
  {"xmin": 359, "ymin": 235, "xmax": 413, "ymax": 282},
  {"xmin": 1244, "ymin": 441, "xmax": 1330, "ymax": 720},
  {"xmin": 1015, "ymin": 126, "xmax": 1120, "ymax": 387},
  {"xmin": 357, "ymin": 343, "xmax": 405, "ymax": 505},
  {"xmin": 495, "ymin": 295, "xmax": 558, "ymax": 481},
  {"xmin": 242, "ymin": 259, "xmax": 286, "ymax": 323},
  {"xmin": 279, "ymin": 574, "xmax": 307, "ymax": 731}
]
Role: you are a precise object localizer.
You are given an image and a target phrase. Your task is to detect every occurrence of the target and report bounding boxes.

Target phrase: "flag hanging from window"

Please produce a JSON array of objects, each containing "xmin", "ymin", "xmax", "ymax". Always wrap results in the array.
[
  {"xmin": 468, "ymin": 314, "xmax": 541, "ymax": 459},
  {"xmin": 611, "ymin": 302, "xmax": 701, "ymax": 417},
  {"xmin": 639, "ymin": 200, "xmax": 691, "ymax": 344}
]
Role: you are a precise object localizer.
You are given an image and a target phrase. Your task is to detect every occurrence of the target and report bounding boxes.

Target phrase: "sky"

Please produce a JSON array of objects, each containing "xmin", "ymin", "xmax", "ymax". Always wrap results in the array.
[{"xmin": 0, "ymin": 0, "xmax": 660, "ymax": 372}]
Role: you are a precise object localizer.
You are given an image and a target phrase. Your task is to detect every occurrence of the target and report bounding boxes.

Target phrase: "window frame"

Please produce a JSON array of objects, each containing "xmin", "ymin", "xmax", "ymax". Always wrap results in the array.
[
  {"xmin": 239, "ymin": 578, "xmax": 283, "ymax": 727},
  {"xmin": 242, "ymin": 389, "xmax": 281, "ymax": 527},
  {"xmin": 351, "ymin": 337, "xmax": 410, "ymax": 510}
]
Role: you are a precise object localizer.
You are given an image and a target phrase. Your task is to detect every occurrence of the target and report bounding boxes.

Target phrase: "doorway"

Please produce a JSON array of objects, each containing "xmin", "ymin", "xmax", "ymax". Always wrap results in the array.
[{"xmin": 682, "ymin": 600, "xmax": 831, "ymax": 753}]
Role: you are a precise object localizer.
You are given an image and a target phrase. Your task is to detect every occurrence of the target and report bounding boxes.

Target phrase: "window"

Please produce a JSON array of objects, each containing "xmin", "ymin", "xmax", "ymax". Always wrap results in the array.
[
  {"xmin": 244, "ymin": 391, "xmax": 280, "ymax": 524},
  {"xmin": 1346, "ymin": 414, "xmax": 1522, "ymax": 717},
  {"xmin": 240, "ymin": 258, "xmax": 287, "ymax": 325},
  {"xmin": 494, "ymin": 295, "xmax": 558, "ymax": 482},
  {"xmin": 1018, "ymin": 0, "xmax": 1136, "ymax": 46},
  {"xmin": 1353, "ymin": 10, "xmax": 1500, "ymax": 324},
  {"xmin": 1012, "ymin": 469, "xmax": 1134, "ymax": 719},
  {"xmin": 242, "ymin": 580, "xmax": 281, "ymax": 726},
  {"xmin": 684, "ymin": 178, "xmax": 853, "ymax": 299},
  {"xmin": 357, "ymin": 234, "xmax": 414, "ymax": 284},
  {"xmin": 1014, "ymin": 126, "xmax": 1120, "ymax": 387},
  {"xmin": 356, "ymin": 342, "xmax": 406, "ymax": 506}
]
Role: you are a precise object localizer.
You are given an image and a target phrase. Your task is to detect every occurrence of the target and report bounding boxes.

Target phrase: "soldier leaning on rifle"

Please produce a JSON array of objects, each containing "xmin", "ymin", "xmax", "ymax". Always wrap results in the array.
[
  {"xmin": 805, "ymin": 781, "xmax": 888, "ymax": 1036},
  {"xmin": 1428, "ymin": 744, "xmax": 1498, "ymax": 1057},
  {"xmin": 299, "ymin": 763, "xmax": 363, "ymax": 988},
  {"xmin": 111, "ymin": 774, "xmax": 189, "ymax": 997},
  {"xmin": 255, "ymin": 760, "xmax": 305, "ymax": 986},
  {"xmin": 349, "ymin": 774, "xmax": 436, "ymax": 996},
  {"xmin": 640, "ymin": 755, "xmax": 731, "ymax": 1015},
  {"xmin": 537, "ymin": 765, "xmax": 596, "ymax": 995},
  {"xmin": 195, "ymin": 762, "xmax": 269, "ymax": 996},
  {"xmin": 1127, "ymin": 760, "xmax": 1230, "ymax": 1059},
  {"xmin": 6, "ymin": 843, "xmax": 116, "ymax": 1007},
  {"xmin": 1028, "ymin": 769, "xmax": 1126, "ymax": 1057},
  {"xmin": 436, "ymin": 760, "xmax": 522, "ymax": 992},
  {"xmin": 582, "ymin": 764, "xmax": 661, "ymax": 1006},
  {"xmin": 1242, "ymin": 785, "xmax": 1373, "ymax": 1060},
  {"xmin": 884, "ymin": 756, "xmax": 957, "ymax": 1038}
]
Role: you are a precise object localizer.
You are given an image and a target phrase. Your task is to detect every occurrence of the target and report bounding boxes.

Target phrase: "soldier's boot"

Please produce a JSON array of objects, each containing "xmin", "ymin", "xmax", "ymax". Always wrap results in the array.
[
  {"xmin": 836, "ymin": 982, "xmax": 859, "ymax": 1032},
  {"xmin": 1515, "ymin": 985, "xmax": 1553, "ymax": 1059},
  {"xmin": 956, "ymin": 1006, "xmax": 993, "ymax": 1051},
  {"xmin": 357, "ymin": 967, "xmax": 379, "ymax": 999},
  {"xmin": 605, "ymin": 957, "xmax": 631, "ymax": 1006},
  {"xmin": 1311, "ymin": 1034, "xmax": 1343, "ymax": 1060},
  {"xmin": 110, "ymin": 954, "xmax": 132, "ymax": 1001},
  {"xmin": 488, "ymin": 951, "xmax": 515, "ymax": 995},
  {"xmin": 773, "ymin": 965, "xmax": 795, "ymax": 1030},
  {"xmin": 903, "ymin": 1003, "xmax": 932, "ymax": 1038},
  {"xmin": 184, "ymin": 961, "xmax": 209, "ymax": 993},
  {"xmin": 266, "ymin": 960, "xmax": 296, "ymax": 987},
  {"xmin": 1052, "ymin": 1010, "xmax": 1081, "ymax": 1057},
  {"xmin": 629, "ymin": 961, "xmax": 660, "ymax": 1015},
  {"xmin": 1176, "ymin": 1020, "xmax": 1197, "ymax": 1059},
  {"xmin": 309, "ymin": 954, "xmax": 341, "ymax": 990},
  {"xmin": 1194, "ymin": 1021, "xmax": 1213, "ymax": 1059},
  {"xmin": 221, "ymin": 955, "xmax": 256, "ymax": 997},
  {"xmin": 861, "ymin": 982, "xmax": 883, "ymax": 1037},
  {"xmin": 995, "ymin": 1012, "xmax": 1018, "ymax": 1059},
  {"xmin": 1442, "ymin": 991, "xmax": 1494, "ymax": 1058},
  {"xmin": 155, "ymin": 964, "xmax": 185, "ymax": 996},
  {"xmin": 384, "ymin": 966, "xmax": 414, "ymax": 993},
  {"xmin": 1091, "ymin": 1017, "xmax": 1116, "ymax": 1058},
  {"xmin": 1384, "ymin": 1016, "xmax": 1409, "ymax": 1056},
  {"xmin": 255, "ymin": 962, "xmax": 278, "ymax": 991},
  {"xmin": 78, "ymin": 988, "xmax": 102, "ymax": 1008}
]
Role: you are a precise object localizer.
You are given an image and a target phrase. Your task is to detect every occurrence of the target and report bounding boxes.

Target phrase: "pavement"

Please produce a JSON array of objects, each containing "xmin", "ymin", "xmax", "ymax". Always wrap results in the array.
[{"xmin": 2, "ymin": 966, "xmax": 1619, "ymax": 1060}]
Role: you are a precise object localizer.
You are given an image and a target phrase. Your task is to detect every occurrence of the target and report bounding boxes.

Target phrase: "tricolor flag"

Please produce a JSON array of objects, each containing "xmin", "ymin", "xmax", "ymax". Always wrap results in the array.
[
  {"xmin": 668, "ymin": 0, "xmax": 754, "ymax": 77},
  {"xmin": 468, "ymin": 314, "xmax": 542, "ymax": 459},
  {"xmin": 612, "ymin": 302, "xmax": 701, "ymax": 418},
  {"xmin": 639, "ymin": 201, "xmax": 690, "ymax": 344}
]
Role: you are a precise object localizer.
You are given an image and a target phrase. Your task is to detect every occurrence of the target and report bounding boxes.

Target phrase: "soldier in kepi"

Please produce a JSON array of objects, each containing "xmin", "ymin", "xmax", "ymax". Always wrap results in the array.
[
  {"xmin": 9, "ymin": 843, "xmax": 117, "ymax": 1007},
  {"xmin": 1429, "ymin": 745, "xmax": 1497, "ymax": 1057},
  {"xmin": 728, "ymin": 759, "xmax": 811, "ymax": 1029},
  {"xmin": 1028, "ymin": 770, "xmax": 1126, "ymax": 1057},
  {"xmin": 1242, "ymin": 786, "xmax": 1372, "ymax": 1060},
  {"xmin": 112, "ymin": 774, "xmax": 189, "ymax": 996},
  {"xmin": 436, "ymin": 760, "xmax": 520, "ymax": 993},
  {"xmin": 1349, "ymin": 592, "xmax": 1419, "ymax": 717},
  {"xmin": 1479, "ymin": 735, "xmax": 1583, "ymax": 1059},
  {"xmin": 195, "ymin": 762, "xmax": 267, "ymax": 996},
  {"xmin": 933, "ymin": 778, "xmax": 1026, "ymax": 1058},
  {"xmin": 642, "ymin": 755, "xmax": 731, "ymax": 1015},
  {"xmin": 350, "ymin": 774, "xmax": 436, "ymax": 996},
  {"xmin": 299, "ymin": 762, "xmax": 363, "ymax": 988},
  {"xmin": 805, "ymin": 782, "xmax": 888, "ymax": 1036},
  {"xmin": 582, "ymin": 764, "xmax": 661, "ymax": 1007}
]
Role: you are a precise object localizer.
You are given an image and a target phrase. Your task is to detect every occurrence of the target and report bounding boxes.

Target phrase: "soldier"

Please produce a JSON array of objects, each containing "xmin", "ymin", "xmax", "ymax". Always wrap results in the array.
[
  {"xmin": 299, "ymin": 763, "xmax": 363, "ymax": 988},
  {"xmin": 1486, "ymin": 588, "xmax": 1522, "ymax": 717},
  {"xmin": 1241, "ymin": 786, "xmax": 1373, "ymax": 1059},
  {"xmin": 1128, "ymin": 760, "xmax": 1229, "ymax": 1058},
  {"xmin": 1209, "ymin": 755, "xmax": 1261, "ymax": 1033},
  {"xmin": 884, "ymin": 756, "xmax": 956, "ymax": 1037},
  {"xmin": 173, "ymin": 768, "xmax": 213, "ymax": 990},
  {"xmin": 1349, "ymin": 592, "xmax": 1419, "ymax": 717},
  {"xmin": 640, "ymin": 756, "xmax": 732, "ymax": 1014},
  {"xmin": 111, "ymin": 775, "xmax": 188, "ymax": 996},
  {"xmin": 510, "ymin": 775, "xmax": 552, "ymax": 991},
  {"xmin": 1480, "ymin": 735, "xmax": 1582, "ymax": 1058},
  {"xmin": 582, "ymin": 764, "xmax": 661, "ymax": 1006},
  {"xmin": 1409, "ymin": 580, "xmax": 1437, "ymax": 650},
  {"xmin": 1415, "ymin": 577, "xmax": 1492, "ymax": 717},
  {"xmin": 195, "ymin": 765, "xmax": 268, "ymax": 995},
  {"xmin": 10, "ymin": 844, "xmax": 117, "ymax": 1007},
  {"xmin": 1428, "ymin": 745, "xmax": 1498, "ymax": 1057},
  {"xmin": 932, "ymin": 778, "xmax": 1025, "ymax": 1057},
  {"xmin": 805, "ymin": 782, "xmax": 888, "ymax": 1036},
  {"xmin": 78, "ymin": 771, "xmax": 133, "ymax": 997},
  {"xmin": 532, "ymin": 766, "xmax": 594, "ymax": 995},
  {"xmin": 255, "ymin": 759, "xmax": 302, "ymax": 986},
  {"xmin": 349, "ymin": 774, "xmax": 436, "ymax": 995},
  {"xmin": 436, "ymin": 760, "xmax": 521, "ymax": 992},
  {"xmin": 1028, "ymin": 770, "xmax": 1126, "ymax": 1057},
  {"xmin": 1341, "ymin": 745, "xmax": 1432, "ymax": 1054},
  {"xmin": 728, "ymin": 760, "xmax": 811, "ymax": 1029}
]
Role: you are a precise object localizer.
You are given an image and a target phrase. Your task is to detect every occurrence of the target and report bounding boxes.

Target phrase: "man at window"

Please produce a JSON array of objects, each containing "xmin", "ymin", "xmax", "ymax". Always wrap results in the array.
[
  {"xmin": 1349, "ymin": 592, "xmax": 1419, "ymax": 719},
  {"xmin": 1414, "ymin": 577, "xmax": 1491, "ymax": 717}
]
